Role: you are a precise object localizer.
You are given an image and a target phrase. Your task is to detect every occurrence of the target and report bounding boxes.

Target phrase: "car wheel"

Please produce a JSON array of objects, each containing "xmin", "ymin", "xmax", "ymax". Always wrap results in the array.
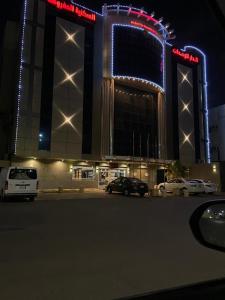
[
  {"xmin": 123, "ymin": 189, "xmax": 130, "ymax": 196},
  {"xmin": 139, "ymin": 193, "xmax": 145, "ymax": 197},
  {"xmin": 108, "ymin": 187, "xmax": 112, "ymax": 194},
  {"xmin": 159, "ymin": 186, "xmax": 165, "ymax": 193}
]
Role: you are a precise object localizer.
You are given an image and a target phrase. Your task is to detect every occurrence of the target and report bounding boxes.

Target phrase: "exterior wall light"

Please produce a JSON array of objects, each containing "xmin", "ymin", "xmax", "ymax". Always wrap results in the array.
[{"xmin": 181, "ymin": 101, "xmax": 191, "ymax": 114}]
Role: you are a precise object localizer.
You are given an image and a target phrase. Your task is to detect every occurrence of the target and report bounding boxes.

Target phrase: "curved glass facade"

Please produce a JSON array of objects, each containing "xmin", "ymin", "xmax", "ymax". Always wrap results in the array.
[{"xmin": 113, "ymin": 26, "xmax": 163, "ymax": 88}]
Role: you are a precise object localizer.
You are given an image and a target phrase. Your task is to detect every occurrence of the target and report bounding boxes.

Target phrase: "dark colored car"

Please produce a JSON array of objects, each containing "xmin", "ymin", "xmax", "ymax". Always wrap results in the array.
[{"xmin": 106, "ymin": 177, "xmax": 148, "ymax": 197}]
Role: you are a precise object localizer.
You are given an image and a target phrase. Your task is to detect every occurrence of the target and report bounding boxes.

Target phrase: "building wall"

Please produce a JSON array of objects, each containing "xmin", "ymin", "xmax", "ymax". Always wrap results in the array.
[
  {"xmin": 102, "ymin": 13, "xmax": 166, "ymax": 160},
  {"xmin": 0, "ymin": 21, "xmax": 19, "ymax": 160},
  {"xmin": 165, "ymin": 46, "xmax": 174, "ymax": 161},
  {"xmin": 101, "ymin": 78, "xmax": 114, "ymax": 157},
  {"xmin": 177, "ymin": 63, "xmax": 196, "ymax": 165},
  {"xmin": 158, "ymin": 92, "xmax": 167, "ymax": 159},
  {"xmin": 11, "ymin": 159, "xmax": 98, "ymax": 190},
  {"xmin": 209, "ymin": 104, "xmax": 225, "ymax": 161},
  {"xmin": 50, "ymin": 17, "xmax": 85, "ymax": 159},
  {"xmin": 15, "ymin": 0, "xmax": 97, "ymax": 161},
  {"xmin": 15, "ymin": 0, "xmax": 45, "ymax": 157},
  {"xmin": 196, "ymin": 64, "xmax": 206, "ymax": 161},
  {"xmin": 91, "ymin": 17, "xmax": 104, "ymax": 159},
  {"xmin": 170, "ymin": 48, "xmax": 208, "ymax": 166},
  {"xmin": 10, "ymin": 158, "xmax": 159, "ymax": 190}
]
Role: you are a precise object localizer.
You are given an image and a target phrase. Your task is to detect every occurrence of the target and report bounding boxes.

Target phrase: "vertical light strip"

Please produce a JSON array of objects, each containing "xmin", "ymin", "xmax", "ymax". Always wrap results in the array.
[
  {"xmin": 111, "ymin": 24, "xmax": 115, "ymax": 77},
  {"xmin": 184, "ymin": 45, "xmax": 211, "ymax": 163},
  {"xmin": 163, "ymin": 41, "xmax": 166, "ymax": 92},
  {"xmin": 15, "ymin": 0, "xmax": 28, "ymax": 154}
]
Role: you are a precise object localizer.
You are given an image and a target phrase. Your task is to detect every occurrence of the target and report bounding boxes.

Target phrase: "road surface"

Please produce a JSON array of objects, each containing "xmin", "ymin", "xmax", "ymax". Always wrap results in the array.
[{"xmin": 0, "ymin": 193, "xmax": 225, "ymax": 300}]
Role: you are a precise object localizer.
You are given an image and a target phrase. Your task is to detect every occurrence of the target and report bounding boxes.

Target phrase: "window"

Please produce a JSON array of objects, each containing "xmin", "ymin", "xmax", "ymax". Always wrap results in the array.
[
  {"xmin": 9, "ymin": 169, "xmax": 37, "ymax": 180},
  {"xmin": 72, "ymin": 167, "xmax": 94, "ymax": 180},
  {"xmin": 130, "ymin": 178, "xmax": 142, "ymax": 184},
  {"xmin": 167, "ymin": 179, "xmax": 175, "ymax": 183},
  {"xmin": 114, "ymin": 178, "xmax": 121, "ymax": 184}
]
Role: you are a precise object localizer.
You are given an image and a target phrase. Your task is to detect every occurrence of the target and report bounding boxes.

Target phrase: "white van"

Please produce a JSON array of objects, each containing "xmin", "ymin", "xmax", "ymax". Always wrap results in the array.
[{"xmin": 0, "ymin": 167, "xmax": 38, "ymax": 201}]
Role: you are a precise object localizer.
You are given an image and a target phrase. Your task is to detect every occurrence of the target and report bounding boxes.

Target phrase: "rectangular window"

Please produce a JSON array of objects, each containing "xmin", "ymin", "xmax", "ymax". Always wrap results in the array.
[
  {"xmin": 9, "ymin": 169, "xmax": 37, "ymax": 180},
  {"xmin": 72, "ymin": 167, "xmax": 94, "ymax": 180}
]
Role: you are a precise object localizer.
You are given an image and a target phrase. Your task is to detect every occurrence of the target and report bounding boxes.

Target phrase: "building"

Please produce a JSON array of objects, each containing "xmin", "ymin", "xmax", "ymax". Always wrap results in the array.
[
  {"xmin": 0, "ymin": 0, "xmax": 210, "ymax": 190},
  {"xmin": 209, "ymin": 104, "xmax": 225, "ymax": 162}
]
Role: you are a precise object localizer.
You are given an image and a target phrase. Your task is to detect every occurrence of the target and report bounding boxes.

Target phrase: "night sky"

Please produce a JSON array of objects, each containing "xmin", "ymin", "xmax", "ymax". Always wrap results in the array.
[
  {"xmin": 1, "ymin": 0, "xmax": 225, "ymax": 108},
  {"xmin": 78, "ymin": 0, "xmax": 225, "ymax": 108}
]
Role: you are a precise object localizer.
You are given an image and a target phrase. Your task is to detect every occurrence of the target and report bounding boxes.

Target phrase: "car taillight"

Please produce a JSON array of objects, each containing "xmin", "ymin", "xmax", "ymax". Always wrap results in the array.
[
  {"xmin": 36, "ymin": 181, "xmax": 39, "ymax": 190},
  {"xmin": 5, "ymin": 181, "xmax": 8, "ymax": 190}
]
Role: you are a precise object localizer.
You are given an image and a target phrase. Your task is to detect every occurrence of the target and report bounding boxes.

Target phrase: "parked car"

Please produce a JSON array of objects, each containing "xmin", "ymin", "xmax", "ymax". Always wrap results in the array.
[
  {"xmin": 106, "ymin": 177, "xmax": 148, "ymax": 197},
  {"xmin": 157, "ymin": 178, "xmax": 205, "ymax": 194},
  {"xmin": 191, "ymin": 179, "xmax": 217, "ymax": 194},
  {"xmin": 0, "ymin": 167, "xmax": 38, "ymax": 201}
]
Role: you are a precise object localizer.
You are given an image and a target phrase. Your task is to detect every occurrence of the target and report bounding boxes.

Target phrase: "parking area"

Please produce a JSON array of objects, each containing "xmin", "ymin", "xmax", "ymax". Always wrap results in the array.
[{"xmin": 36, "ymin": 189, "xmax": 225, "ymax": 201}]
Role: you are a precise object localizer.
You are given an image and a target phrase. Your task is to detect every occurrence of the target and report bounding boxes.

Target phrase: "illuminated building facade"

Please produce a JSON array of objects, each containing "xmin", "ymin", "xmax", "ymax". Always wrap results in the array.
[
  {"xmin": 167, "ymin": 46, "xmax": 210, "ymax": 165},
  {"xmin": 0, "ymin": 0, "xmax": 210, "ymax": 189}
]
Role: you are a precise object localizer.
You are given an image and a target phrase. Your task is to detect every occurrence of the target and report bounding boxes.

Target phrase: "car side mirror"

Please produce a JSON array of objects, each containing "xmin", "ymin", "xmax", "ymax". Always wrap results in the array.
[{"xmin": 190, "ymin": 201, "xmax": 225, "ymax": 252}]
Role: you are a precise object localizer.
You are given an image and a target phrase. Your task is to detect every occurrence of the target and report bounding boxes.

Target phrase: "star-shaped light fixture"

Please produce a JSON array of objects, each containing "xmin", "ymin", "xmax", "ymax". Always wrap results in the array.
[
  {"xmin": 58, "ymin": 24, "xmax": 82, "ymax": 50},
  {"xmin": 182, "ymin": 131, "xmax": 192, "ymax": 146},
  {"xmin": 181, "ymin": 100, "xmax": 191, "ymax": 114},
  {"xmin": 62, "ymin": 70, "xmax": 77, "ymax": 86},
  {"xmin": 179, "ymin": 69, "xmax": 193, "ymax": 87},
  {"xmin": 56, "ymin": 110, "xmax": 80, "ymax": 137}
]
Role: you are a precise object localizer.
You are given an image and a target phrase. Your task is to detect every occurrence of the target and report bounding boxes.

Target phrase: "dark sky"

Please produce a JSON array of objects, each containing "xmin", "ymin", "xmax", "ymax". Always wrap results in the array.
[{"xmin": 79, "ymin": 0, "xmax": 225, "ymax": 108}]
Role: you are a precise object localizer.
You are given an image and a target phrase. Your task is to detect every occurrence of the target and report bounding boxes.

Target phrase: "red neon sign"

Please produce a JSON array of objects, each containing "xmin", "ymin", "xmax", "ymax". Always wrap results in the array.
[
  {"xmin": 130, "ymin": 21, "xmax": 159, "ymax": 36},
  {"xmin": 172, "ymin": 48, "xmax": 199, "ymax": 64},
  {"xmin": 130, "ymin": 10, "xmax": 159, "ymax": 25},
  {"xmin": 47, "ymin": 0, "xmax": 96, "ymax": 22}
]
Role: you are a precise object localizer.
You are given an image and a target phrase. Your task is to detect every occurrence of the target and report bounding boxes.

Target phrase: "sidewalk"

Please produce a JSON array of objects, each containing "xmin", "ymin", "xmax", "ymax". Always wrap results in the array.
[{"xmin": 37, "ymin": 188, "xmax": 106, "ymax": 201}]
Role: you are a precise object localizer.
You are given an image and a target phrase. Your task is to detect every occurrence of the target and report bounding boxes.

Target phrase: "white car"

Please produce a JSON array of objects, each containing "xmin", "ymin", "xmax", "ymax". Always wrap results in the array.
[
  {"xmin": 158, "ymin": 178, "xmax": 205, "ymax": 194},
  {"xmin": 192, "ymin": 179, "xmax": 217, "ymax": 194},
  {"xmin": 0, "ymin": 167, "xmax": 38, "ymax": 201}
]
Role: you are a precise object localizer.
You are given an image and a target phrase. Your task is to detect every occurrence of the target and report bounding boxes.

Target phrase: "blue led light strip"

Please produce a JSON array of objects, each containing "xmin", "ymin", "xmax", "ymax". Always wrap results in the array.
[
  {"xmin": 166, "ymin": 42, "xmax": 173, "ymax": 47},
  {"xmin": 15, "ymin": 0, "xmax": 28, "ymax": 154},
  {"xmin": 112, "ymin": 24, "xmax": 165, "ymax": 93},
  {"xmin": 113, "ymin": 76, "xmax": 164, "ymax": 93},
  {"xmin": 70, "ymin": 0, "xmax": 102, "ymax": 16},
  {"xmin": 106, "ymin": 5, "xmax": 148, "ymax": 14},
  {"xmin": 183, "ymin": 45, "xmax": 211, "ymax": 163}
]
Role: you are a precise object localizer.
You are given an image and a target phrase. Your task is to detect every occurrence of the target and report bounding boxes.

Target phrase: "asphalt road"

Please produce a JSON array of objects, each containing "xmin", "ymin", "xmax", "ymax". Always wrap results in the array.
[{"xmin": 0, "ymin": 193, "xmax": 225, "ymax": 300}]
